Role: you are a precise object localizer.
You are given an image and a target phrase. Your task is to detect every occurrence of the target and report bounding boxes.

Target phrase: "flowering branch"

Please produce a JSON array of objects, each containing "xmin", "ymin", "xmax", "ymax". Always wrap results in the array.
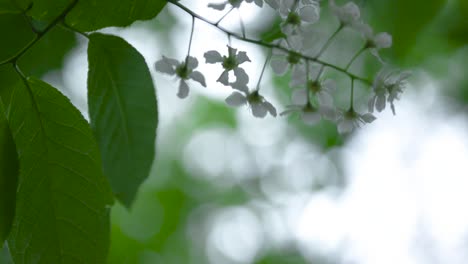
[
  {"xmin": 158, "ymin": 0, "xmax": 411, "ymax": 134},
  {"xmin": 167, "ymin": 0, "xmax": 372, "ymax": 85}
]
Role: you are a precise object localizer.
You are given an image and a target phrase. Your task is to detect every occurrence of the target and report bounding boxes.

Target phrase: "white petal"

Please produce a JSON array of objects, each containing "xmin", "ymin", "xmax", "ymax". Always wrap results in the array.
[
  {"xmin": 374, "ymin": 32, "xmax": 392, "ymax": 49},
  {"xmin": 280, "ymin": 108, "xmax": 298, "ymax": 116},
  {"xmin": 208, "ymin": 2, "xmax": 227, "ymax": 10},
  {"xmin": 189, "ymin": 71, "xmax": 206, "ymax": 87},
  {"xmin": 264, "ymin": 0, "xmax": 279, "ymax": 9},
  {"xmin": 288, "ymin": 35, "xmax": 303, "ymax": 51},
  {"xmin": 281, "ymin": 23, "xmax": 294, "ymax": 35},
  {"xmin": 370, "ymin": 49, "xmax": 385, "ymax": 64},
  {"xmin": 226, "ymin": 92, "xmax": 247, "ymax": 107},
  {"xmin": 322, "ymin": 79, "xmax": 337, "ymax": 92},
  {"xmin": 361, "ymin": 113, "xmax": 376, "ymax": 123},
  {"xmin": 375, "ymin": 94, "xmax": 386, "ymax": 112},
  {"xmin": 317, "ymin": 91, "xmax": 333, "ymax": 106},
  {"xmin": 227, "ymin": 45, "xmax": 237, "ymax": 57},
  {"xmin": 320, "ymin": 106, "xmax": 336, "ymax": 121},
  {"xmin": 251, "ymin": 103, "xmax": 268, "ymax": 118},
  {"xmin": 204, "ymin": 50, "xmax": 224, "ymax": 63},
  {"xmin": 177, "ymin": 80, "xmax": 190, "ymax": 99},
  {"xmin": 290, "ymin": 67, "xmax": 307, "ymax": 87},
  {"xmin": 342, "ymin": 2, "xmax": 360, "ymax": 22},
  {"xmin": 230, "ymin": 81, "xmax": 249, "ymax": 93},
  {"xmin": 302, "ymin": 0, "xmax": 319, "ymax": 5},
  {"xmin": 299, "ymin": 6, "xmax": 319, "ymax": 23},
  {"xmin": 338, "ymin": 119, "xmax": 354, "ymax": 134},
  {"xmin": 236, "ymin": 51, "xmax": 251, "ymax": 64},
  {"xmin": 301, "ymin": 111, "xmax": 320, "ymax": 125},
  {"xmin": 292, "ymin": 88, "xmax": 308, "ymax": 105},
  {"xmin": 162, "ymin": 56, "xmax": 179, "ymax": 66},
  {"xmin": 263, "ymin": 101, "xmax": 277, "ymax": 117},
  {"xmin": 155, "ymin": 58, "xmax": 176, "ymax": 75},
  {"xmin": 254, "ymin": 0, "xmax": 263, "ymax": 7},
  {"xmin": 354, "ymin": 22, "xmax": 373, "ymax": 39},
  {"xmin": 233, "ymin": 67, "xmax": 249, "ymax": 85},
  {"xmin": 397, "ymin": 71, "xmax": 412, "ymax": 82},
  {"xmin": 217, "ymin": 70, "xmax": 230, "ymax": 85},
  {"xmin": 282, "ymin": 0, "xmax": 295, "ymax": 9},
  {"xmin": 391, "ymin": 103, "xmax": 396, "ymax": 115},
  {"xmin": 271, "ymin": 58, "xmax": 289, "ymax": 76},
  {"xmin": 368, "ymin": 96, "xmax": 376, "ymax": 113},
  {"xmin": 186, "ymin": 56, "xmax": 198, "ymax": 69}
]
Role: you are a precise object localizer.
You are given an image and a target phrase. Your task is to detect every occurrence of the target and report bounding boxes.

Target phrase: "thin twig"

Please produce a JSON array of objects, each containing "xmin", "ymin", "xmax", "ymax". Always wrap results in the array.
[
  {"xmin": 345, "ymin": 46, "xmax": 367, "ymax": 70},
  {"xmin": 215, "ymin": 7, "xmax": 234, "ymax": 25},
  {"xmin": 0, "ymin": 0, "xmax": 79, "ymax": 66}
]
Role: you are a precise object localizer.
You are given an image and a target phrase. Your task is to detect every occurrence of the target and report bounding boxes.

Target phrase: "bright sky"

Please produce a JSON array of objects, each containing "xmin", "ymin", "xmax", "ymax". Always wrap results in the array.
[{"xmin": 57, "ymin": 1, "xmax": 468, "ymax": 263}]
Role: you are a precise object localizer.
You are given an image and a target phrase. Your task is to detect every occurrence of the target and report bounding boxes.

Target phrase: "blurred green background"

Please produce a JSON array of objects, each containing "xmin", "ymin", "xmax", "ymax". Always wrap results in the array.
[{"xmin": 1, "ymin": 0, "xmax": 468, "ymax": 263}]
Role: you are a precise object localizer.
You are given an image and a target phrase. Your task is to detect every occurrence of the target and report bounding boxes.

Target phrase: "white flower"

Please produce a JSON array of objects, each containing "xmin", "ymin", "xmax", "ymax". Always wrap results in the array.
[
  {"xmin": 281, "ymin": 101, "xmax": 336, "ymax": 125},
  {"xmin": 354, "ymin": 22, "xmax": 392, "ymax": 63},
  {"xmin": 290, "ymin": 64, "xmax": 337, "ymax": 107},
  {"xmin": 279, "ymin": 0, "xmax": 320, "ymax": 35},
  {"xmin": 329, "ymin": 0, "xmax": 360, "ymax": 26},
  {"xmin": 292, "ymin": 79, "xmax": 336, "ymax": 106},
  {"xmin": 155, "ymin": 55, "xmax": 206, "ymax": 98},
  {"xmin": 208, "ymin": 0, "xmax": 263, "ymax": 10},
  {"xmin": 225, "ymin": 90, "xmax": 277, "ymax": 118},
  {"xmin": 204, "ymin": 45, "xmax": 251, "ymax": 92},
  {"xmin": 270, "ymin": 36, "xmax": 306, "ymax": 79},
  {"xmin": 368, "ymin": 69, "xmax": 411, "ymax": 114},
  {"xmin": 336, "ymin": 109, "xmax": 376, "ymax": 134}
]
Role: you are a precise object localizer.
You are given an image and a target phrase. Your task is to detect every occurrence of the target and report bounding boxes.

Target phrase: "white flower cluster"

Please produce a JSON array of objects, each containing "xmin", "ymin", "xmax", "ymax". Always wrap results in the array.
[{"xmin": 156, "ymin": 0, "xmax": 411, "ymax": 134}]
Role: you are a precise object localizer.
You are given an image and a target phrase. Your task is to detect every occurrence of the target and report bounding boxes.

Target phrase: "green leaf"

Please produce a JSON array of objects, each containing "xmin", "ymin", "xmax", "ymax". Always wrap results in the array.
[
  {"xmin": 66, "ymin": 0, "xmax": 167, "ymax": 32},
  {"xmin": 5, "ymin": 77, "xmax": 113, "ymax": 264},
  {"xmin": 19, "ymin": 25, "xmax": 77, "ymax": 77},
  {"xmin": 0, "ymin": 0, "xmax": 23, "ymax": 14},
  {"xmin": 0, "ymin": 101, "xmax": 18, "ymax": 244},
  {"xmin": 0, "ymin": 13, "xmax": 35, "ymax": 62},
  {"xmin": 87, "ymin": 33, "xmax": 158, "ymax": 207},
  {"xmin": 15, "ymin": 0, "xmax": 72, "ymax": 22}
]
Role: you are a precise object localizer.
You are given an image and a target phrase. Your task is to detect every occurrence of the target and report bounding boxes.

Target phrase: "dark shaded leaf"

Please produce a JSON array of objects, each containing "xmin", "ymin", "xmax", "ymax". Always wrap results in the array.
[
  {"xmin": 5, "ymin": 77, "xmax": 113, "ymax": 264},
  {"xmin": 0, "ymin": 100, "xmax": 18, "ymax": 243},
  {"xmin": 19, "ymin": 25, "xmax": 76, "ymax": 77},
  {"xmin": 87, "ymin": 33, "xmax": 158, "ymax": 207},
  {"xmin": 0, "ymin": 0, "xmax": 23, "ymax": 14},
  {"xmin": 0, "ymin": 13, "xmax": 35, "ymax": 62},
  {"xmin": 66, "ymin": 0, "xmax": 167, "ymax": 32},
  {"xmin": 16, "ymin": 0, "xmax": 71, "ymax": 22}
]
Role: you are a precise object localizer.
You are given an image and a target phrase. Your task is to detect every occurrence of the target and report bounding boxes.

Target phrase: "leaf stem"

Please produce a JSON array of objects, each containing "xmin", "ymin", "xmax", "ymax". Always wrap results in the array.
[
  {"xmin": 345, "ymin": 45, "xmax": 367, "ymax": 70},
  {"xmin": 167, "ymin": 0, "xmax": 372, "ymax": 86},
  {"xmin": 255, "ymin": 50, "xmax": 272, "ymax": 91},
  {"xmin": 349, "ymin": 77, "xmax": 355, "ymax": 110},
  {"xmin": 315, "ymin": 24, "xmax": 343, "ymax": 59},
  {"xmin": 306, "ymin": 61, "xmax": 312, "ymax": 103},
  {"xmin": 238, "ymin": 10, "xmax": 246, "ymax": 38},
  {"xmin": 187, "ymin": 16, "xmax": 195, "ymax": 57},
  {"xmin": 215, "ymin": 7, "xmax": 234, "ymax": 26},
  {"xmin": 61, "ymin": 22, "xmax": 90, "ymax": 39}
]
